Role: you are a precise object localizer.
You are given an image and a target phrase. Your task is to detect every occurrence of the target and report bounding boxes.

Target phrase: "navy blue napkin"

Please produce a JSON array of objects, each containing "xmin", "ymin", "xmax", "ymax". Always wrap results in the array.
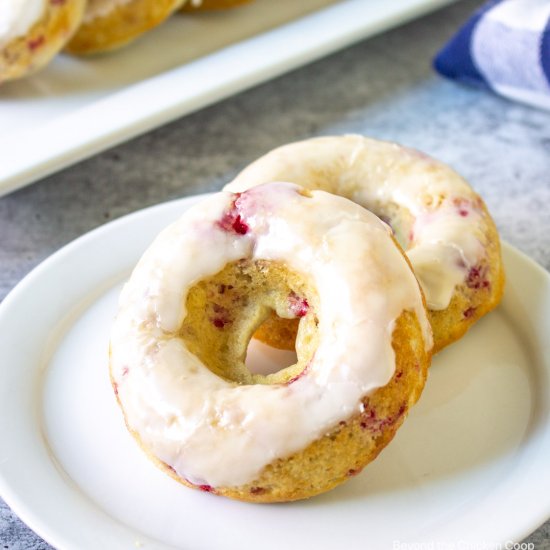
[{"xmin": 434, "ymin": 0, "xmax": 550, "ymax": 110}]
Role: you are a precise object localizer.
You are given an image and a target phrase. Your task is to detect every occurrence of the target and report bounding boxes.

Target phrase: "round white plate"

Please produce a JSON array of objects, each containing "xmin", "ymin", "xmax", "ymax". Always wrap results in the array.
[{"xmin": 0, "ymin": 194, "xmax": 549, "ymax": 550}]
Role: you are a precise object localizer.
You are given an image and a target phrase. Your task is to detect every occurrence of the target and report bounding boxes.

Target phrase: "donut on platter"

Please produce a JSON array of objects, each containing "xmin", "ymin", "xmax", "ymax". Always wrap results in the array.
[
  {"xmin": 66, "ymin": 0, "xmax": 186, "ymax": 54},
  {"xmin": 0, "ymin": 0, "xmax": 85, "ymax": 83}
]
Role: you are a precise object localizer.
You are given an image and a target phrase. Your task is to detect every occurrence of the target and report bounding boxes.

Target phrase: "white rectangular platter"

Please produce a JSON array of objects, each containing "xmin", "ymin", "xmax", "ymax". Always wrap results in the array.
[{"xmin": 0, "ymin": 0, "xmax": 458, "ymax": 197}]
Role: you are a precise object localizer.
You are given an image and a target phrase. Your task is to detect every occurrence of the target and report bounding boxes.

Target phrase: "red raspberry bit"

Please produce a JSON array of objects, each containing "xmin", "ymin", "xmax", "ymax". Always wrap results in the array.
[
  {"xmin": 212, "ymin": 317, "xmax": 228, "ymax": 329},
  {"xmin": 232, "ymin": 215, "xmax": 249, "ymax": 235},
  {"xmin": 360, "ymin": 403, "xmax": 406, "ymax": 433},
  {"xmin": 217, "ymin": 194, "xmax": 249, "ymax": 235},
  {"xmin": 121, "ymin": 366, "xmax": 129, "ymax": 376},
  {"xmin": 28, "ymin": 36, "xmax": 45, "ymax": 51},
  {"xmin": 166, "ymin": 464, "xmax": 177, "ymax": 475},
  {"xmin": 463, "ymin": 307, "xmax": 476, "ymax": 319},
  {"xmin": 210, "ymin": 303, "xmax": 231, "ymax": 329},
  {"xmin": 218, "ymin": 284, "xmax": 234, "ymax": 295},
  {"xmin": 286, "ymin": 363, "xmax": 310, "ymax": 385},
  {"xmin": 288, "ymin": 292, "xmax": 309, "ymax": 318},
  {"xmin": 183, "ymin": 476, "xmax": 217, "ymax": 494},
  {"xmin": 395, "ymin": 370, "xmax": 403, "ymax": 379},
  {"xmin": 250, "ymin": 486, "xmax": 266, "ymax": 495},
  {"xmin": 347, "ymin": 469, "xmax": 359, "ymax": 477},
  {"xmin": 452, "ymin": 197, "xmax": 473, "ymax": 217},
  {"xmin": 113, "ymin": 382, "xmax": 119, "ymax": 396},
  {"xmin": 360, "ymin": 407, "xmax": 377, "ymax": 430},
  {"xmin": 364, "ymin": 408, "xmax": 376, "ymax": 420},
  {"xmin": 466, "ymin": 265, "xmax": 490, "ymax": 290}
]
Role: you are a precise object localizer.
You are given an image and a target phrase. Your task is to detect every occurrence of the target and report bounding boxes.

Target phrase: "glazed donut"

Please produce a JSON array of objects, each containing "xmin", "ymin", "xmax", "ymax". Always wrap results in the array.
[
  {"xmin": 66, "ymin": 0, "xmax": 186, "ymax": 55},
  {"xmin": 0, "ymin": 0, "xmax": 85, "ymax": 83},
  {"xmin": 225, "ymin": 135, "xmax": 504, "ymax": 354},
  {"xmin": 110, "ymin": 182, "xmax": 432, "ymax": 502},
  {"xmin": 181, "ymin": 0, "xmax": 253, "ymax": 11}
]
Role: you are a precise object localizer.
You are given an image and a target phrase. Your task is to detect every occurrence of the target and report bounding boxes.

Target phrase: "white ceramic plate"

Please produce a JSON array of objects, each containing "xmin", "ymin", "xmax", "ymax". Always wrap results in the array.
[
  {"xmin": 0, "ymin": 194, "xmax": 549, "ymax": 550},
  {"xmin": 0, "ymin": 0, "xmax": 459, "ymax": 197}
]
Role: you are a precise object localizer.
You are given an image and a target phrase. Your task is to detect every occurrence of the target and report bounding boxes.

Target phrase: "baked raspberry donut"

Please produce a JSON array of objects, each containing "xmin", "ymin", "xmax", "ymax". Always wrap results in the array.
[
  {"xmin": 225, "ymin": 136, "xmax": 504, "ymax": 353},
  {"xmin": 181, "ymin": 0, "xmax": 253, "ymax": 11},
  {"xmin": 0, "ymin": 0, "xmax": 85, "ymax": 83},
  {"xmin": 110, "ymin": 182, "xmax": 432, "ymax": 502},
  {"xmin": 66, "ymin": 0, "xmax": 186, "ymax": 54}
]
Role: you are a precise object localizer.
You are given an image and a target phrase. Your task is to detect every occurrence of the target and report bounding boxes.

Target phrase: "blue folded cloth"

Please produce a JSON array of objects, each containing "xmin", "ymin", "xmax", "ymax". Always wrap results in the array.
[{"xmin": 434, "ymin": 0, "xmax": 550, "ymax": 110}]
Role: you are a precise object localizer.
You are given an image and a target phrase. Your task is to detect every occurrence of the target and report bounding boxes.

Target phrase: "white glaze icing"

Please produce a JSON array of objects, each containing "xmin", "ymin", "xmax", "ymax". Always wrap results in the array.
[
  {"xmin": 225, "ymin": 135, "xmax": 488, "ymax": 311},
  {"xmin": 83, "ymin": 0, "xmax": 134, "ymax": 23},
  {"xmin": 110, "ymin": 182, "xmax": 431, "ymax": 488},
  {"xmin": 0, "ymin": 0, "xmax": 45, "ymax": 47}
]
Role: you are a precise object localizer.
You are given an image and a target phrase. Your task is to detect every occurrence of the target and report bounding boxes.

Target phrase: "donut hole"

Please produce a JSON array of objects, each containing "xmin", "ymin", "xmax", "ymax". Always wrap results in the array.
[
  {"xmin": 245, "ymin": 321, "xmax": 298, "ymax": 376},
  {"xmin": 358, "ymin": 199, "xmax": 414, "ymax": 250},
  {"xmin": 179, "ymin": 259, "xmax": 319, "ymax": 385}
]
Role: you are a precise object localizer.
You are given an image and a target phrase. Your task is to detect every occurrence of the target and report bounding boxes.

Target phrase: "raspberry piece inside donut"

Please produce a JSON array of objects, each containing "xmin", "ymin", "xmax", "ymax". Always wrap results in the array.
[
  {"xmin": 217, "ymin": 194, "xmax": 249, "ymax": 235},
  {"xmin": 27, "ymin": 36, "xmax": 45, "ymax": 51},
  {"xmin": 466, "ymin": 265, "xmax": 490, "ymax": 290},
  {"xmin": 288, "ymin": 292, "xmax": 309, "ymax": 318}
]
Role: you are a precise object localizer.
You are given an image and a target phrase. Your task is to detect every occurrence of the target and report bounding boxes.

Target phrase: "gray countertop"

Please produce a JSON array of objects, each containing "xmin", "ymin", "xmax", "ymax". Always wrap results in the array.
[{"xmin": 1, "ymin": 0, "xmax": 550, "ymax": 548}]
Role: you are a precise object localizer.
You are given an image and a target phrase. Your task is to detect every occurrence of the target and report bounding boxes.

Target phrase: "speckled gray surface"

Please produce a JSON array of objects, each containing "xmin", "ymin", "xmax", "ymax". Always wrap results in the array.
[{"xmin": 1, "ymin": 1, "xmax": 550, "ymax": 549}]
